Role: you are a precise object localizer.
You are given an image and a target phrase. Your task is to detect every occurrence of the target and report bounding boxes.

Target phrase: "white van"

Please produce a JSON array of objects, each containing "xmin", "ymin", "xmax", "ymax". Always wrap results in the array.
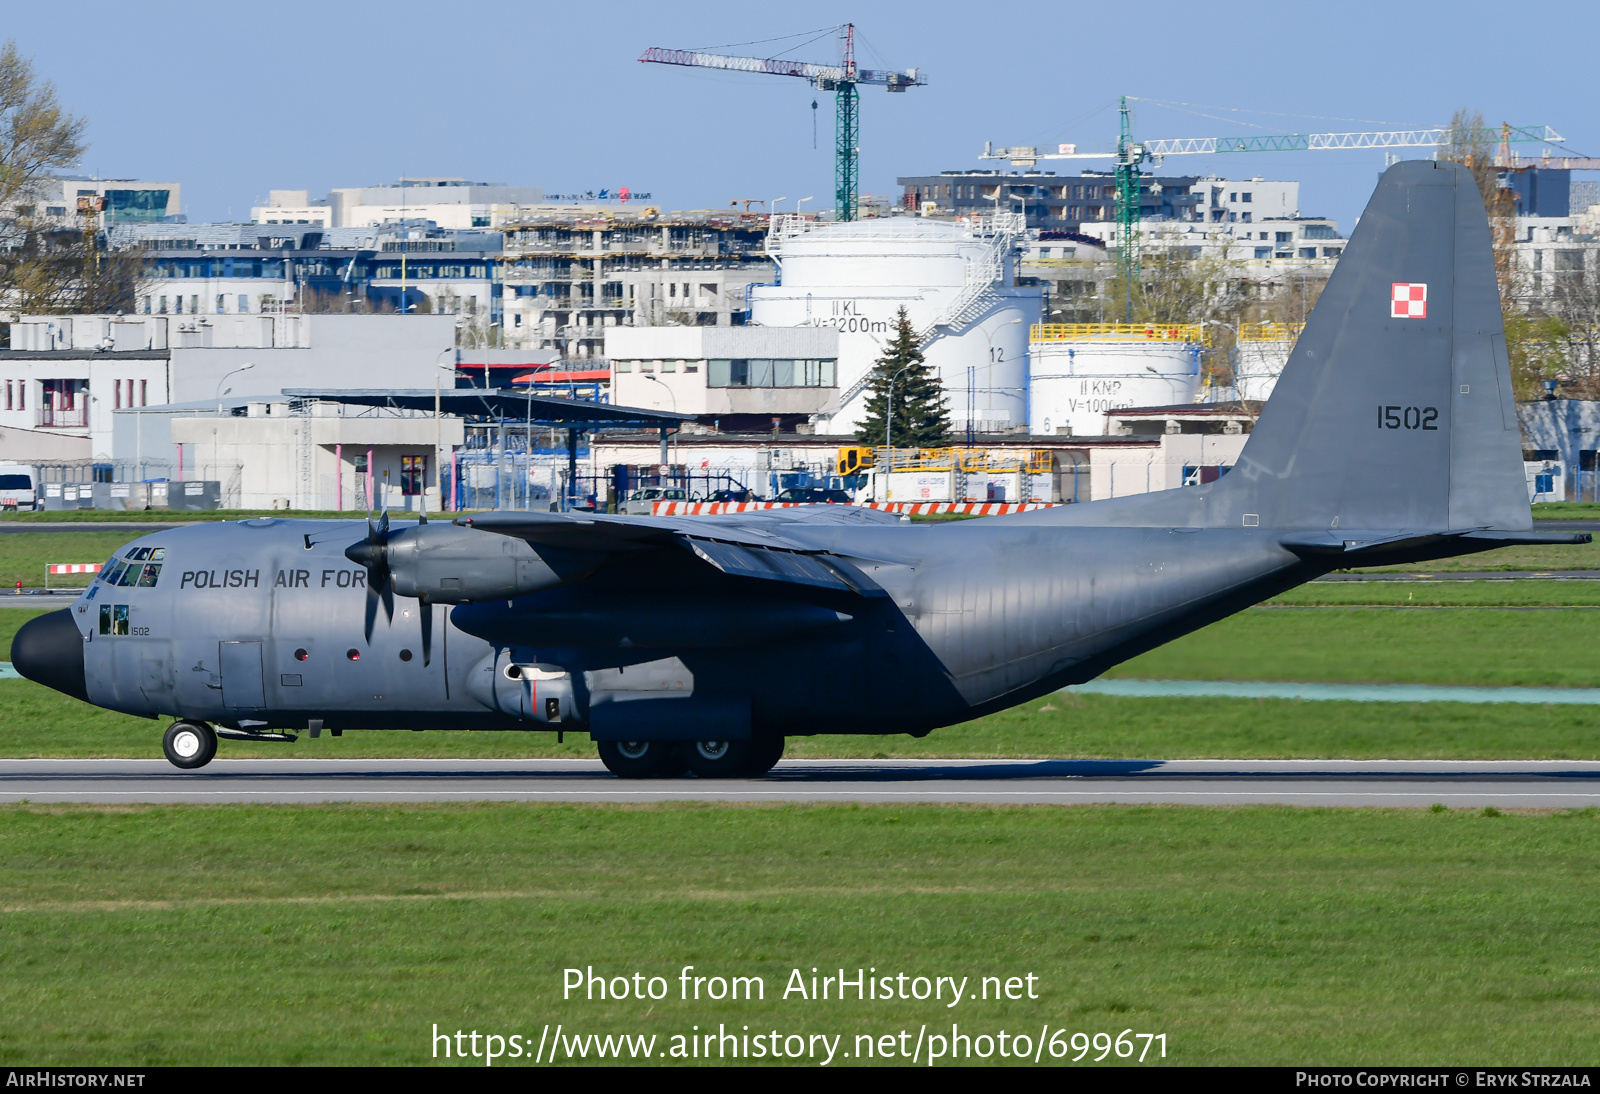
[{"xmin": 0, "ymin": 465, "xmax": 38, "ymax": 511}]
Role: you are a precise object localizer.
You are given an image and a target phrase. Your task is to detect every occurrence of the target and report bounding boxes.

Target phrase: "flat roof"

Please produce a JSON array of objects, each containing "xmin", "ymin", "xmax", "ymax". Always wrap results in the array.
[{"xmin": 281, "ymin": 388, "xmax": 692, "ymax": 428}]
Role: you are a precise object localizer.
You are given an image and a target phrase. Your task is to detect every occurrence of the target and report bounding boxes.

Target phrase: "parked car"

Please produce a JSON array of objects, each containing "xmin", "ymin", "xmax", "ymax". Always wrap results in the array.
[
  {"xmin": 773, "ymin": 487, "xmax": 853, "ymax": 504},
  {"xmin": 0, "ymin": 465, "xmax": 38, "ymax": 512},
  {"xmin": 708, "ymin": 488, "xmax": 754, "ymax": 503},
  {"xmin": 618, "ymin": 486, "xmax": 687, "ymax": 514}
]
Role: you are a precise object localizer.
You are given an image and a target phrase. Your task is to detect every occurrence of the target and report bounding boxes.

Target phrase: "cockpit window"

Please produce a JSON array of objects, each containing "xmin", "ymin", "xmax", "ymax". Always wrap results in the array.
[
  {"xmin": 128, "ymin": 547, "xmax": 152, "ymax": 561},
  {"xmin": 100, "ymin": 561, "xmax": 126, "ymax": 585},
  {"xmin": 135, "ymin": 563, "xmax": 161, "ymax": 587},
  {"xmin": 149, "ymin": 548, "xmax": 165, "ymax": 561},
  {"xmin": 115, "ymin": 564, "xmax": 143, "ymax": 587}
]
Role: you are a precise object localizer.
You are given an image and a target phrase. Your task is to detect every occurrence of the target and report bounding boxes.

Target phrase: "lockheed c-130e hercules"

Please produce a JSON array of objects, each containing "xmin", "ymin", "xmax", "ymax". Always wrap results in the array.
[{"xmin": 11, "ymin": 161, "xmax": 1588, "ymax": 776}]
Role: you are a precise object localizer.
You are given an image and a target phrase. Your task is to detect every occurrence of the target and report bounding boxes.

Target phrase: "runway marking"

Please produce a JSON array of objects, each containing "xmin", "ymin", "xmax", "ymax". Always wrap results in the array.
[
  {"xmin": 1071, "ymin": 679, "xmax": 1600, "ymax": 704},
  {"xmin": 3, "ymin": 790, "xmax": 1598, "ymax": 799}
]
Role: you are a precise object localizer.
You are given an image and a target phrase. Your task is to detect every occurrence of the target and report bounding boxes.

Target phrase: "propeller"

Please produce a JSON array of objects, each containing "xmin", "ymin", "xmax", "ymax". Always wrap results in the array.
[
  {"xmin": 344, "ymin": 508, "xmax": 434, "ymax": 665},
  {"xmin": 345, "ymin": 510, "xmax": 394, "ymax": 644}
]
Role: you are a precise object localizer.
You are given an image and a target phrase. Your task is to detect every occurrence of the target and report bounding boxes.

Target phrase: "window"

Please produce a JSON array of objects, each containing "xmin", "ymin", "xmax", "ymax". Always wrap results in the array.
[
  {"xmin": 1302, "ymin": 224, "xmax": 1337, "ymax": 240},
  {"xmin": 238, "ymin": 294, "xmax": 249, "ymax": 312},
  {"xmin": 5, "ymin": 381, "xmax": 11, "ymax": 410},
  {"xmin": 1255, "ymin": 247, "xmax": 1272, "ymax": 259},
  {"xmin": 1241, "ymin": 192, "xmax": 1252, "ymax": 202},
  {"xmin": 1299, "ymin": 247, "xmax": 1317, "ymax": 259},
  {"xmin": 114, "ymin": 381, "xmax": 122, "ymax": 409},
  {"xmin": 401, "ymin": 455, "xmax": 426, "ymax": 497},
  {"xmin": 216, "ymin": 294, "xmax": 226, "ymax": 313},
  {"xmin": 660, "ymin": 360, "xmax": 676, "ymax": 372},
  {"xmin": 189, "ymin": 295, "xmax": 198, "ymax": 314},
  {"xmin": 158, "ymin": 296, "xmax": 168, "ymax": 314},
  {"xmin": 1323, "ymin": 247, "xmax": 1342, "ymax": 258},
  {"xmin": 613, "ymin": 360, "xmax": 632, "ymax": 373},
  {"xmin": 142, "ymin": 296, "xmax": 151, "ymax": 314},
  {"xmin": 1229, "ymin": 193, "xmax": 1237, "ymax": 202},
  {"xmin": 1227, "ymin": 212, "xmax": 1237, "ymax": 222},
  {"xmin": 707, "ymin": 359, "xmax": 836, "ymax": 388},
  {"xmin": 174, "ymin": 296, "xmax": 183, "ymax": 314}
]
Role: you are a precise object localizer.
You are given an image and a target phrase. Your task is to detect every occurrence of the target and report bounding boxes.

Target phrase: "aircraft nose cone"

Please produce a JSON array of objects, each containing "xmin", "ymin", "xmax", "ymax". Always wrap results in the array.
[{"xmin": 11, "ymin": 609, "xmax": 88, "ymax": 702}]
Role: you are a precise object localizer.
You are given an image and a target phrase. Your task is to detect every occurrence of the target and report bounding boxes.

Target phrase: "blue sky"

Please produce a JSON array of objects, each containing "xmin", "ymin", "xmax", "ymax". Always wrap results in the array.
[{"xmin": 10, "ymin": 0, "xmax": 1598, "ymax": 230}]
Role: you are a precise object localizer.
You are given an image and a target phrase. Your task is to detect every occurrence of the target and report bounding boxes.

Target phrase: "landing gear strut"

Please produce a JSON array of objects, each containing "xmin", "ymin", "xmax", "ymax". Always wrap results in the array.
[{"xmin": 163, "ymin": 721, "xmax": 217, "ymax": 770}]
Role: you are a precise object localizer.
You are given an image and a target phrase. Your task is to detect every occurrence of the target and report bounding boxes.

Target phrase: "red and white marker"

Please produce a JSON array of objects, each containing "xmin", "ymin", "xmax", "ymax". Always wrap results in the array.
[{"xmin": 1391, "ymin": 282, "xmax": 1428, "ymax": 319}]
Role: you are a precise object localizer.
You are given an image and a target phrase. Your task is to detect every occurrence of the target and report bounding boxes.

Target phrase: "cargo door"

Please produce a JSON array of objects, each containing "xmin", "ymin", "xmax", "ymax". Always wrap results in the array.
[{"xmin": 219, "ymin": 641, "xmax": 266, "ymax": 709}]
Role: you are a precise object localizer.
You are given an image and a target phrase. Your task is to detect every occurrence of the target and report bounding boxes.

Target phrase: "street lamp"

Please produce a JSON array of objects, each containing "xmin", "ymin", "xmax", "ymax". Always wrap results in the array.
[
  {"xmin": 216, "ymin": 363, "xmax": 254, "ymax": 416},
  {"xmin": 642, "ymin": 372, "xmax": 679, "ymax": 477}
]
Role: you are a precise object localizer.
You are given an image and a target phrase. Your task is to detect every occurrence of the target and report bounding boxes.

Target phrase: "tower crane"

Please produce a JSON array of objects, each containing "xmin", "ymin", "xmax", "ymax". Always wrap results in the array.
[
  {"xmin": 640, "ymin": 24, "xmax": 926, "ymax": 222},
  {"xmin": 982, "ymin": 98, "xmax": 1563, "ymax": 316}
]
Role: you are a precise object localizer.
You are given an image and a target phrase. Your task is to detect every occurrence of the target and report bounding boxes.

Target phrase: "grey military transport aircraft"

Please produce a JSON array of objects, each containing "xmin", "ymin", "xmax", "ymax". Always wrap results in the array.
[{"xmin": 11, "ymin": 161, "xmax": 1588, "ymax": 777}]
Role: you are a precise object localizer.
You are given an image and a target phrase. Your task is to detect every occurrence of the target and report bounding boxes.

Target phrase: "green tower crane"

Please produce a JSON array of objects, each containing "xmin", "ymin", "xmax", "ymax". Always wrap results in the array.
[{"xmin": 640, "ymin": 25, "xmax": 926, "ymax": 222}]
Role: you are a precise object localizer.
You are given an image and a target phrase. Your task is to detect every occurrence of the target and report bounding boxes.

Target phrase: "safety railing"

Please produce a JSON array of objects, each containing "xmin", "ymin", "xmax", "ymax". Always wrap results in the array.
[{"xmin": 1030, "ymin": 323, "xmax": 1208, "ymax": 344}]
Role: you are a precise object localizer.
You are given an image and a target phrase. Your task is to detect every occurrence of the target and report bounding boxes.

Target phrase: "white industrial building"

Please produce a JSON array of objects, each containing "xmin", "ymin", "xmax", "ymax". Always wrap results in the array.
[
  {"xmin": 252, "ymin": 180, "xmax": 547, "ymax": 229},
  {"xmin": 163, "ymin": 397, "xmax": 464, "ymax": 511},
  {"xmin": 749, "ymin": 214, "xmax": 1042, "ymax": 437},
  {"xmin": 1, "ymin": 312, "xmax": 457, "ymax": 464},
  {"xmin": 605, "ymin": 325, "xmax": 839, "ymax": 431}
]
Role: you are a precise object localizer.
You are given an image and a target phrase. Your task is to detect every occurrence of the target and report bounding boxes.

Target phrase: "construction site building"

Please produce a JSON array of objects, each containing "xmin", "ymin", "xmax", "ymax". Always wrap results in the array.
[{"xmin": 496, "ymin": 209, "xmax": 776, "ymax": 358}]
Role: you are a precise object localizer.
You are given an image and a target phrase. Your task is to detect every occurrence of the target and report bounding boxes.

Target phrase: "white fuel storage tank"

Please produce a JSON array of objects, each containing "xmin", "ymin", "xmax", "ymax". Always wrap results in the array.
[
  {"xmin": 1027, "ymin": 324, "xmax": 1203, "ymax": 437},
  {"xmin": 1231, "ymin": 323, "xmax": 1299, "ymax": 403},
  {"xmin": 750, "ymin": 215, "xmax": 1042, "ymax": 436}
]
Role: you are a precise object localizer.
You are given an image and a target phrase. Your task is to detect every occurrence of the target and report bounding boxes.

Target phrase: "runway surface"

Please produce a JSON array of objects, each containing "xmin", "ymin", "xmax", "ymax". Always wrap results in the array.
[{"xmin": 3, "ymin": 757, "xmax": 1599, "ymax": 808}]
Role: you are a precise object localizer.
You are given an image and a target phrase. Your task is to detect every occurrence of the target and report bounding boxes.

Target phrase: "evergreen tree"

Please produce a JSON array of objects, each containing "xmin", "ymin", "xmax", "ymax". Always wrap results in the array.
[{"xmin": 854, "ymin": 307, "xmax": 951, "ymax": 448}]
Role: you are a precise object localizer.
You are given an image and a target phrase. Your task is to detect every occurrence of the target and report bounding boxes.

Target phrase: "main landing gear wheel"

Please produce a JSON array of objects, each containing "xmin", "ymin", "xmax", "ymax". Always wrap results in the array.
[
  {"xmin": 163, "ymin": 721, "xmax": 217, "ymax": 770},
  {"xmin": 597, "ymin": 739, "xmax": 680, "ymax": 779},
  {"xmin": 684, "ymin": 737, "xmax": 785, "ymax": 779}
]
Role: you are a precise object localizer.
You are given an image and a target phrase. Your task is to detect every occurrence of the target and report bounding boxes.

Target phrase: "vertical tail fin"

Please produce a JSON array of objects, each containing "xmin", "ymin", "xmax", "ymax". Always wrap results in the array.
[{"xmin": 1226, "ymin": 159, "xmax": 1529, "ymax": 533}]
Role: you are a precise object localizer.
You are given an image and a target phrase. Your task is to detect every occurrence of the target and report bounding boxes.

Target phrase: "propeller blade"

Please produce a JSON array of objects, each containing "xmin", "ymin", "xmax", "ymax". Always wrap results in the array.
[
  {"xmin": 419, "ymin": 598, "xmax": 433, "ymax": 667},
  {"xmin": 377, "ymin": 510, "xmax": 389, "ymax": 538},
  {"xmin": 380, "ymin": 579, "xmax": 394, "ymax": 625},
  {"xmin": 363, "ymin": 580, "xmax": 379, "ymax": 643}
]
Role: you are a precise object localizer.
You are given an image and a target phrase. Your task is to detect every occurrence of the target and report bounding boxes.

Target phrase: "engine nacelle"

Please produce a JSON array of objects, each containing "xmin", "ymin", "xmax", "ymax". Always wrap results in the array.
[
  {"xmin": 383, "ymin": 523, "xmax": 562, "ymax": 604},
  {"xmin": 465, "ymin": 649, "xmax": 578, "ymax": 724}
]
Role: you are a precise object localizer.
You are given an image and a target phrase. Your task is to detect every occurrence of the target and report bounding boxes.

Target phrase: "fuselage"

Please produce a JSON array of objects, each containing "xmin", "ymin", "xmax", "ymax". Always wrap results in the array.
[{"xmin": 59, "ymin": 512, "xmax": 1319, "ymax": 738}]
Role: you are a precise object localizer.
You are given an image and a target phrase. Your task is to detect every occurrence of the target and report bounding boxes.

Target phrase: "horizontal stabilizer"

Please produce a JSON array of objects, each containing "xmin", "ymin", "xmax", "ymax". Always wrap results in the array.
[{"xmin": 1281, "ymin": 527, "xmax": 1590, "ymax": 563}]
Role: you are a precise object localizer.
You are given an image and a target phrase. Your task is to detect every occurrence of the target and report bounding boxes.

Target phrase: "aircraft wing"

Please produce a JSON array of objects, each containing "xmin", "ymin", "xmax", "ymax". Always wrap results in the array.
[{"xmin": 456, "ymin": 507, "xmax": 893, "ymax": 595}]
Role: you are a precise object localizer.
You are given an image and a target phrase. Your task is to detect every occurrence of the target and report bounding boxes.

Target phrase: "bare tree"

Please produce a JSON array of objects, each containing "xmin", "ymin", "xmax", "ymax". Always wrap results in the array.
[
  {"xmin": 0, "ymin": 41, "xmax": 141, "ymax": 316},
  {"xmin": 0, "ymin": 41, "xmax": 85, "ymax": 211}
]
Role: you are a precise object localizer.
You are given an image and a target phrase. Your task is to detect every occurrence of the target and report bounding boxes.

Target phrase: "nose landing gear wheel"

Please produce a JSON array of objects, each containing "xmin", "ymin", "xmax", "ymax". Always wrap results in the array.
[
  {"xmin": 597, "ymin": 739, "xmax": 679, "ymax": 779},
  {"xmin": 163, "ymin": 721, "xmax": 217, "ymax": 770}
]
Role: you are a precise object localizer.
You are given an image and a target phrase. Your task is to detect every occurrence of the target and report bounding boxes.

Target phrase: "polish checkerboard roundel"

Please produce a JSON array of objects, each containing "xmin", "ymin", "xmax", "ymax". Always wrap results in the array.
[{"xmin": 1391, "ymin": 282, "xmax": 1427, "ymax": 319}]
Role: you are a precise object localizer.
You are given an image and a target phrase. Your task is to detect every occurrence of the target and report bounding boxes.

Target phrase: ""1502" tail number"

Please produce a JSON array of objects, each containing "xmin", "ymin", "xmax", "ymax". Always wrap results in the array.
[{"xmin": 1378, "ymin": 405, "xmax": 1438, "ymax": 430}]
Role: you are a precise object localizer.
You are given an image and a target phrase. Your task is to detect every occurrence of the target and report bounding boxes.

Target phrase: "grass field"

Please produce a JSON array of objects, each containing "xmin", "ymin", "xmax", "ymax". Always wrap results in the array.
[
  {"xmin": 1532, "ymin": 502, "xmax": 1600, "ymax": 519},
  {"xmin": 0, "ymin": 802, "xmax": 1596, "ymax": 1066},
  {"xmin": 6, "ymin": 589, "xmax": 1600, "ymax": 761}
]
